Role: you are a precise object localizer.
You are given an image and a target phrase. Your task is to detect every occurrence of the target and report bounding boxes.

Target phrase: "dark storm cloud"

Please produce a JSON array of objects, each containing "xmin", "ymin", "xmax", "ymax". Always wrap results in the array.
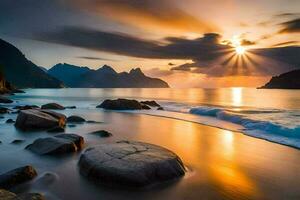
[
  {"xmin": 36, "ymin": 26, "xmax": 300, "ymax": 77},
  {"xmin": 279, "ymin": 18, "xmax": 300, "ymax": 33}
]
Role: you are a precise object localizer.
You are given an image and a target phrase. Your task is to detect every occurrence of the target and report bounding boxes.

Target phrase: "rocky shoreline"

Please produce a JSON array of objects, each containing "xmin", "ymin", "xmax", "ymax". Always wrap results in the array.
[{"xmin": 0, "ymin": 97, "xmax": 185, "ymax": 199}]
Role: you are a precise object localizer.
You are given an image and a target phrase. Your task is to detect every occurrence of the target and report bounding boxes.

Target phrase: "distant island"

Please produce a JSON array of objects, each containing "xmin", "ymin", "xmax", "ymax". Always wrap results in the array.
[
  {"xmin": 259, "ymin": 69, "xmax": 300, "ymax": 89},
  {"xmin": 0, "ymin": 38, "xmax": 169, "ymax": 88}
]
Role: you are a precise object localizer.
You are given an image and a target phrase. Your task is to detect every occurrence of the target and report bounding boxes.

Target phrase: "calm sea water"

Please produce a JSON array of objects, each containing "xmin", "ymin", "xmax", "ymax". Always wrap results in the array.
[
  {"xmin": 1, "ymin": 88, "xmax": 300, "ymax": 200},
  {"xmin": 9, "ymin": 88, "xmax": 300, "ymax": 148}
]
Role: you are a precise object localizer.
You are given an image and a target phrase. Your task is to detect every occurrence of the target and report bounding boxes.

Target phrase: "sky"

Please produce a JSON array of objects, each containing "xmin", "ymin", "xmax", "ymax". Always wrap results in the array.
[{"xmin": 0, "ymin": 0, "xmax": 299, "ymax": 88}]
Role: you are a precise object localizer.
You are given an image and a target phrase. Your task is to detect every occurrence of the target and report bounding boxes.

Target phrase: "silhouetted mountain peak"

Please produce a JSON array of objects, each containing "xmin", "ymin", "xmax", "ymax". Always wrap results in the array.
[
  {"xmin": 129, "ymin": 68, "xmax": 144, "ymax": 76},
  {"xmin": 97, "ymin": 65, "xmax": 117, "ymax": 74},
  {"xmin": 260, "ymin": 69, "xmax": 300, "ymax": 89}
]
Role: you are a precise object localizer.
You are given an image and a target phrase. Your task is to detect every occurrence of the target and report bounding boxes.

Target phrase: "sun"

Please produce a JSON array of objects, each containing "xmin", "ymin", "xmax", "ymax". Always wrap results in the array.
[{"xmin": 235, "ymin": 45, "xmax": 246, "ymax": 55}]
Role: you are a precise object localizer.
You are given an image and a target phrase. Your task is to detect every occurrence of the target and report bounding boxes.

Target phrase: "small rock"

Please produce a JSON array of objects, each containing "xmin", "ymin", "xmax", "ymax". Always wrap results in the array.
[
  {"xmin": 41, "ymin": 103, "xmax": 65, "ymax": 110},
  {"xmin": 11, "ymin": 139, "xmax": 25, "ymax": 144},
  {"xmin": 67, "ymin": 115, "xmax": 85, "ymax": 123},
  {"xmin": 0, "ymin": 166, "xmax": 37, "ymax": 189},
  {"xmin": 65, "ymin": 106, "xmax": 76, "ymax": 109},
  {"xmin": 47, "ymin": 126, "xmax": 65, "ymax": 133},
  {"xmin": 15, "ymin": 109, "xmax": 66, "ymax": 131},
  {"xmin": 140, "ymin": 100, "xmax": 160, "ymax": 107},
  {"xmin": 97, "ymin": 99, "xmax": 143, "ymax": 110},
  {"xmin": 78, "ymin": 141, "xmax": 185, "ymax": 188},
  {"xmin": 6, "ymin": 119, "xmax": 15, "ymax": 123},
  {"xmin": 26, "ymin": 134, "xmax": 83, "ymax": 155},
  {"xmin": 68, "ymin": 124, "xmax": 76, "ymax": 128},
  {"xmin": 89, "ymin": 130, "xmax": 112, "ymax": 137},
  {"xmin": 157, "ymin": 107, "xmax": 164, "ymax": 110},
  {"xmin": 0, "ymin": 97, "xmax": 13, "ymax": 104}
]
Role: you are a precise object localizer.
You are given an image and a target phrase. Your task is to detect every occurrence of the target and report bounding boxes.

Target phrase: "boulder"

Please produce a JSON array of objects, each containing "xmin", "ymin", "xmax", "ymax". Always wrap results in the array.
[
  {"xmin": 26, "ymin": 134, "xmax": 83, "ymax": 155},
  {"xmin": 0, "ymin": 166, "xmax": 37, "ymax": 189},
  {"xmin": 6, "ymin": 119, "xmax": 15, "ymax": 123},
  {"xmin": 89, "ymin": 130, "xmax": 112, "ymax": 137},
  {"xmin": 67, "ymin": 115, "xmax": 86, "ymax": 123},
  {"xmin": 0, "ymin": 97, "xmax": 13, "ymax": 104},
  {"xmin": 78, "ymin": 141, "xmax": 185, "ymax": 188},
  {"xmin": 15, "ymin": 109, "xmax": 66, "ymax": 131},
  {"xmin": 97, "ymin": 99, "xmax": 143, "ymax": 110},
  {"xmin": 41, "ymin": 103, "xmax": 65, "ymax": 110},
  {"xmin": 140, "ymin": 100, "xmax": 160, "ymax": 107}
]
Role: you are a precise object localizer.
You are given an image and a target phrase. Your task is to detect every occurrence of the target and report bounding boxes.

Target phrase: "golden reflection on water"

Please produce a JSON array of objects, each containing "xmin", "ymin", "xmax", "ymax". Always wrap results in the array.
[{"xmin": 231, "ymin": 87, "xmax": 243, "ymax": 107}]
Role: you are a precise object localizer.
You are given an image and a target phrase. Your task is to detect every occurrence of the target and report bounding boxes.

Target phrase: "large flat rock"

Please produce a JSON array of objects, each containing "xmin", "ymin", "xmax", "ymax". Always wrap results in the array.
[
  {"xmin": 97, "ymin": 99, "xmax": 146, "ymax": 110},
  {"xmin": 78, "ymin": 141, "xmax": 185, "ymax": 188},
  {"xmin": 15, "ymin": 109, "xmax": 66, "ymax": 131}
]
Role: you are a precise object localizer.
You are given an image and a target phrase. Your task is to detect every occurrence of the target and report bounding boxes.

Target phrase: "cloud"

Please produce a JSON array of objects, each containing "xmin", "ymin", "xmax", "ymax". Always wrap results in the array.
[
  {"xmin": 71, "ymin": 0, "xmax": 218, "ymax": 34},
  {"xmin": 35, "ymin": 26, "xmax": 300, "ymax": 77},
  {"xmin": 274, "ymin": 12, "xmax": 300, "ymax": 18},
  {"xmin": 145, "ymin": 68, "xmax": 174, "ymax": 77},
  {"xmin": 76, "ymin": 56, "xmax": 118, "ymax": 61},
  {"xmin": 271, "ymin": 41, "xmax": 299, "ymax": 47},
  {"xmin": 278, "ymin": 18, "xmax": 300, "ymax": 33},
  {"xmin": 240, "ymin": 39, "xmax": 256, "ymax": 46}
]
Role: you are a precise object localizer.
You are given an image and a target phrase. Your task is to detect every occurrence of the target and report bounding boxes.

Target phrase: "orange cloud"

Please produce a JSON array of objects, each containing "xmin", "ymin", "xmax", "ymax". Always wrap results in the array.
[{"xmin": 73, "ymin": 0, "xmax": 218, "ymax": 35}]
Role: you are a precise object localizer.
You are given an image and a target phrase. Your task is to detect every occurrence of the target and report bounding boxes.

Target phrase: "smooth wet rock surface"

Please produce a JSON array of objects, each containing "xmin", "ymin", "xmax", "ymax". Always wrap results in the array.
[
  {"xmin": 41, "ymin": 103, "xmax": 65, "ymax": 110},
  {"xmin": 78, "ymin": 141, "xmax": 185, "ymax": 188},
  {"xmin": 0, "ymin": 166, "xmax": 37, "ymax": 189},
  {"xmin": 26, "ymin": 134, "xmax": 84, "ymax": 155},
  {"xmin": 67, "ymin": 115, "xmax": 86, "ymax": 123},
  {"xmin": 15, "ymin": 109, "xmax": 66, "ymax": 131},
  {"xmin": 89, "ymin": 130, "xmax": 112, "ymax": 137}
]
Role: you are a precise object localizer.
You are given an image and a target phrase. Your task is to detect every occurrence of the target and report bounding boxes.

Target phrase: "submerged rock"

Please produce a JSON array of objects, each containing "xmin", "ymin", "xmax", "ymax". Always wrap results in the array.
[
  {"xmin": 26, "ymin": 134, "xmax": 83, "ymax": 155},
  {"xmin": 97, "ymin": 98, "xmax": 146, "ymax": 110},
  {"xmin": 67, "ymin": 115, "xmax": 86, "ymax": 123},
  {"xmin": 6, "ymin": 119, "xmax": 15, "ymax": 123},
  {"xmin": 78, "ymin": 141, "xmax": 185, "ymax": 188},
  {"xmin": 47, "ymin": 126, "xmax": 65, "ymax": 133},
  {"xmin": 140, "ymin": 100, "xmax": 160, "ymax": 107},
  {"xmin": 11, "ymin": 139, "xmax": 25, "ymax": 144},
  {"xmin": 89, "ymin": 130, "xmax": 112, "ymax": 137},
  {"xmin": 0, "ymin": 97, "xmax": 13, "ymax": 104},
  {"xmin": 0, "ymin": 107, "xmax": 9, "ymax": 114},
  {"xmin": 15, "ymin": 109, "xmax": 66, "ymax": 131},
  {"xmin": 0, "ymin": 166, "xmax": 37, "ymax": 189},
  {"xmin": 41, "ymin": 103, "xmax": 65, "ymax": 110}
]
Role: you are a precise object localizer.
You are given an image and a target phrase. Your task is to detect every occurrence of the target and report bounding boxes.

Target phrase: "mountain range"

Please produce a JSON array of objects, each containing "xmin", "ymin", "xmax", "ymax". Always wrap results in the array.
[
  {"xmin": 48, "ymin": 63, "xmax": 169, "ymax": 88},
  {"xmin": 0, "ymin": 38, "xmax": 169, "ymax": 88}
]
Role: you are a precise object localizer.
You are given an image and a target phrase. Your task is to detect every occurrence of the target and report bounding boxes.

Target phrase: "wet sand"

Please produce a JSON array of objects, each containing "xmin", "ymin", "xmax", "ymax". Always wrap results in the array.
[{"xmin": 1, "ymin": 109, "xmax": 300, "ymax": 200}]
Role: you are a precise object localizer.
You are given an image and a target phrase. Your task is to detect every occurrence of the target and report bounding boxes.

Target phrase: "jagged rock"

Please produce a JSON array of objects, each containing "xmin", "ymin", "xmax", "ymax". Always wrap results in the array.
[
  {"xmin": 41, "ymin": 103, "xmax": 65, "ymax": 110},
  {"xmin": 15, "ymin": 109, "xmax": 66, "ymax": 131},
  {"xmin": 140, "ymin": 100, "xmax": 160, "ymax": 107},
  {"xmin": 78, "ymin": 141, "xmax": 185, "ymax": 188},
  {"xmin": 0, "ymin": 166, "xmax": 37, "ymax": 189},
  {"xmin": 47, "ymin": 126, "xmax": 65, "ymax": 133},
  {"xmin": 26, "ymin": 134, "xmax": 83, "ymax": 155},
  {"xmin": 0, "ymin": 97, "xmax": 13, "ymax": 104},
  {"xmin": 89, "ymin": 130, "xmax": 112, "ymax": 137},
  {"xmin": 11, "ymin": 139, "xmax": 25, "ymax": 144},
  {"xmin": 67, "ymin": 115, "xmax": 85, "ymax": 123},
  {"xmin": 6, "ymin": 119, "xmax": 15, "ymax": 123},
  {"xmin": 97, "ymin": 99, "xmax": 148, "ymax": 110}
]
